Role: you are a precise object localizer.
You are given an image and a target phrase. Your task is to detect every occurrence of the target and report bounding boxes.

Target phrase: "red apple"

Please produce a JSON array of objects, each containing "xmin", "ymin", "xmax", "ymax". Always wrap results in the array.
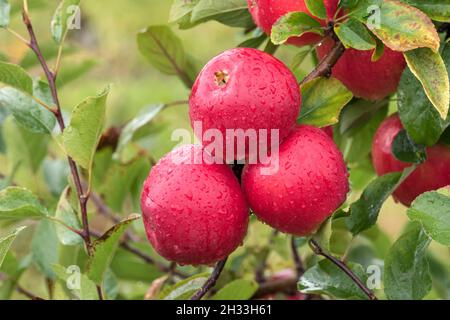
[
  {"xmin": 372, "ymin": 114, "xmax": 450, "ymax": 206},
  {"xmin": 242, "ymin": 125, "xmax": 349, "ymax": 236},
  {"xmin": 247, "ymin": 0, "xmax": 340, "ymax": 46},
  {"xmin": 189, "ymin": 47, "xmax": 301, "ymax": 161},
  {"xmin": 140, "ymin": 145, "xmax": 249, "ymax": 265},
  {"xmin": 316, "ymin": 38, "xmax": 406, "ymax": 101}
]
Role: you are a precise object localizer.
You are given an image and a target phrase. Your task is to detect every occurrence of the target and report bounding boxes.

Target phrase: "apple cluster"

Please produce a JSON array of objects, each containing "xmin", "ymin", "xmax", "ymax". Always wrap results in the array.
[
  {"xmin": 139, "ymin": 0, "xmax": 429, "ymax": 266},
  {"xmin": 140, "ymin": 44, "xmax": 350, "ymax": 265}
]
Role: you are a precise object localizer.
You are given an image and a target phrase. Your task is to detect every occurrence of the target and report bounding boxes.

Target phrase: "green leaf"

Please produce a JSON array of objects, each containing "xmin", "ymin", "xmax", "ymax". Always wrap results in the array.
[
  {"xmin": 270, "ymin": 12, "xmax": 323, "ymax": 45},
  {"xmin": 346, "ymin": 167, "xmax": 415, "ymax": 235},
  {"xmin": 340, "ymin": 0, "xmax": 360, "ymax": 9},
  {"xmin": 298, "ymin": 77, "xmax": 353, "ymax": 127},
  {"xmin": 63, "ymin": 86, "xmax": 110, "ymax": 170},
  {"xmin": 159, "ymin": 272, "xmax": 210, "ymax": 300},
  {"xmin": 169, "ymin": 0, "xmax": 200, "ymax": 23},
  {"xmin": 363, "ymin": 0, "xmax": 440, "ymax": 52},
  {"xmin": 0, "ymin": 106, "xmax": 7, "ymax": 153},
  {"xmin": 55, "ymin": 187, "xmax": 82, "ymax": 246},
  {"xmin": 3, "ymin": 117, "xmax": 49, "ymax": 173},
  {"xmin": 113, "ymin": 104, "xmax": 164, "ymax": 162},
  {"xmin": 408, "ymin": 192, "xmax": 450, "ymax": 246},
  {"xmin": 330, "ymin": 217, "xmax": 355, "ymax": 255},
  {"xmin": 392, "ymin": 129, "xmax": 427, "ymax": 164},
  {"xmin": 440, "ymin": 126, "xmax": 450, "ymax": 146},
  {"xmin": 103, "ymin": 269, "xmax": 118, "ymax": 300},
  {"xmin": 43, "ymin": 158, "xmax": 70, "ymax": 196},
  {"xmin": 338, "ymin": 98, "xmax": 388, "ymax": 135},
  {"xmin": 0, "ymin": 162, "xmax": 20, "ymax": 190},
  {"xmin": 0, "ymin": 252, "xmax": 30, "ymax": 300},
  {"xmin": 0, "ymin": 187, "xmax": 48, "ymax": 220},
  {"xmin": 298, "ymin": 260, "xmax": 369, "ymax": 299},
  {"xmin": 51, "ymin": 0, "xmax": 81, "ymax": 43},
  {"xmin": 312, "ymin": 217, "xmax": 333, "ymax": 252},
  {"xmin": 398, "ymin": 74, "xmax": 448, "ymax": 147},
  {"xmin": 0, "ymin": 226, "xmax": 26, "ymax": 268},
  {"xmin": 56, "ymin": 59, "xmax": 96, "ymax": 88},
  {"xmin": 290, "ymin": 49, "xmax": 311, "ymax": 70},
  {"xmin": 137, "ymin": 26, "xmax": 196, "ymax": 88},
  {"xmin": 31, "ymin": 219, "xmax": 59, "ymax": 279},
  {"xmin": 305, "ymin": 0, "xmax": 327, "ymax": 19},
  {"xmin": 213, "ymin": 279, "xmax": 258, "ymax": 300},
  {"xmin": 87, "ymin": 214, "xmax": 140, "ymax": 285},
  {"xmin": 0, "ymin": 0, "xmax": 10, "ymax": 28},
  {"xmin": 401, "ymin": 0, "xmax": 450, "ymax": 22},
  {"xmin": 404, "ymin": 48, "xmax": 449, "ymax": 120},
  {"xmin": 96, "ymin": 156, "xmax": 149, "ymax": 212},
  {"xmin": 371, "ymin": 37, "xmax": 385, "ymax": 62},
  {"xmin": 384, "ymin": 222, "xmax": 432, "ymax": 300},
  {"xmin": 0, "ymin": 80, "xmax": 56, "ymax": 134},
  {"xmin": 52, "ymin": 264, "xmax": 98, "ymax": 300},
  {"xmin": 111, "ymin": 248, "xmax": 164, "ymax": 282},
  {"xmin": 335, "ymin": 101, "xmax": 388, "ymax": 164},
  {"xmin": 191, "ymin": 0, "xmax": 254, "ymax": 28},
  {"xmin": 238, "ymin": 32, "xmax": 268, "ymax": 49},
  {"xmin": 335, "ymin": 18, "xmax": 376, "ymax": 50},
  {"xmin": 0, "ymin": 62, "xmax": 33, "ymax": 94},
  {"xmin": 428, "ymin": 253, "xmax": 450, "ymax": 299}
]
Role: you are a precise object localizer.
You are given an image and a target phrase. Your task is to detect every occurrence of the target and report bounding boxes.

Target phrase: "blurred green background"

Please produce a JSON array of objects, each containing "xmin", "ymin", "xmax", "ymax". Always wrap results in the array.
[{"xmin": 1, "ymin": 0, "xmax": 448, "ymax": 300}]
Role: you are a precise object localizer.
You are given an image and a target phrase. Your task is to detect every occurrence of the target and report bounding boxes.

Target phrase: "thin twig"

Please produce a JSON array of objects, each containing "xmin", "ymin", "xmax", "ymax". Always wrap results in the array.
[
  {"xmin": 190, "ymin": 258, "xmax": 228, "ymax": 300},
  {"xmin": 16, "ymin": 285, "xmax": 45, "ymax": 300},
  {"xmin": 54, "ymin": 44, "xmax": 64, "ymax": 75},
  {"xmin": 291, "ymin": 237, "xmax": 305, "ymax": 279},
  {"xmin": 22, "ymin": 6, "xmax": 93, "ymax": 255},
  {"xmin": 89, "ymin": 229, "xmax": 188, "ymax": 279},
  {"xmin": 309, "ymin": 239, "xmax": 378, "ymax": 300},
  {"xmin": 6, "ymin": 27, "xmax": 30, "ymax": 45}
]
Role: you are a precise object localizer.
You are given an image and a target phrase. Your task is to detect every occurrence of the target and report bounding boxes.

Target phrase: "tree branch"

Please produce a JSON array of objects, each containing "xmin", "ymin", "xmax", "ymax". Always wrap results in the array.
[
  {"xmin": 16, "ymin": 285, "xmax": 45, "ymax": 300},
  {"xmin": 21, "ymin": 5, "xmax": 100, "ymax": 299},
  {"xmin": 191, "ymin": 258, "xmax": 228, "ymax": 300},
  {"xmin": 309, "ymin": 239, "xmax": 378, "ymax": 301},
  {"xmin": 300, "ymin": 37, "xmax": 345, "ymax": 86}
]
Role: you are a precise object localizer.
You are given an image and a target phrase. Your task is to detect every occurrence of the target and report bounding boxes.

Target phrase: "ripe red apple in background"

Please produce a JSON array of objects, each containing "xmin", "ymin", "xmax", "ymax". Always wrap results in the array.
[
  {"xmin": 140, "ymin": 145, "xmax": 249, "ymax": 265},
  {"xmin": 247, "ymin": 0, "xmax": 340, "ymax": 46},
  {"xmin": 321, "ymin": 126, "xmax": 334, "ymax": 139},
  {"xmin": 372, "ymin": 114, "xmax": 450, "ymax": 206},
  {"xmin": 316, "ymin": 38, "xmax": 406, "ymax": 101},
  {"xmin": 189, "ymin": 48, "xmax": 301, "ymax": 161},
  {"xmin": 242, "ymin": 125, "xmax": 349, "ymax": 236}
]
